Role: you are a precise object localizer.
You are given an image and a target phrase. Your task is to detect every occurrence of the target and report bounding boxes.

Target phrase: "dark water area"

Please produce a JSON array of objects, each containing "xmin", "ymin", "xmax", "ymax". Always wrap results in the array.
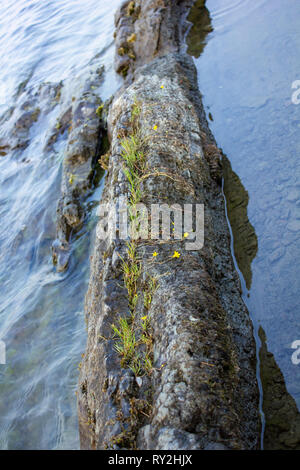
[{"xmin": 188, "ymin": 0, "xmax": 300, "ymax": 449}]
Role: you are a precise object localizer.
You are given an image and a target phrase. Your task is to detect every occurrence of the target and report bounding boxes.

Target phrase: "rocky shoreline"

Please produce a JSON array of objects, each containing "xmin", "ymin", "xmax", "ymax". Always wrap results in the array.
[{"xmin": 77, "ymin": 0, "xmax": 260, "ymax": 450}]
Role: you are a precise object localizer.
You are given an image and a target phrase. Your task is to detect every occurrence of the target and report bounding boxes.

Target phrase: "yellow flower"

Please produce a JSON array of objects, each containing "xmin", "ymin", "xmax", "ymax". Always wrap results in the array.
[
  {"xmin": 160, "ymin": 85, "xmax": 164, "ymax": 89},
  {"xmin": 153, "ymin": 125, "xmax": 158, "ymax": 131},
  {"xmin": 184, "ymin": 232, "xmax": 189, "ymax": 238},
  {"xmin": 127, "ymin": 33, "xmax": 136, "ymax": 43},
  {"xmin": 141, "ymin": 316, "xmax": 147, "ymax": 321},
  {"xmin": 69, "ymin": 174, "xmax": 74, "ymax": 185},
  {"xmin": 172, "ymin": 251, "xmax": 180, "ymax": 258},
  {"xmin": 152, "ymin": 251, "xmax": 158, "ymax": 257}
]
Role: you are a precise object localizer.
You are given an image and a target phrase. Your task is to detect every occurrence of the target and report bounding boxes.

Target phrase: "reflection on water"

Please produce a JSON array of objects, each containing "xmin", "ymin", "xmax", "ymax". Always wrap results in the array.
[
  {"xmin": 189, "ymin": 0, "xmax": 300, "ymax": 448},
  {"xmin": 259, "ymin": 327, "xmax": 300, "ymax": 449},
  {"xmin": 186, "ymin": 0, "xmax": 213, "ymax": 59},
  {"xmin": 222, "ymin": 155, "xmax": 258, "ymax": 290},
  {"xmin": 0, "ymin": 0, "xmax": 120, "ymax": 449}
]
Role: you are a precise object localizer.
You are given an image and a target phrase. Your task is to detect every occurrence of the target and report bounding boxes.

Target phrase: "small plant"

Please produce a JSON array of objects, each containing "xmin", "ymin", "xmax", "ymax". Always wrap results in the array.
[
  {"xmin": 68, "ymin": 173, "xmax": 74, "ymax": 185},
  {"xmin": 143, "ymin": 354, "xmax": 153, "ymax": 374},
  {"xmin": 127, "ymin": 33, "xmax": 136, "ymax": 44},
  {"xmin": 111, "ymin": 318, "xmax": 137, "ymax": 367},
  {"xmin": 96, "ymin": 104, "xmax": 104, "ymax": 118},
  {"xmin": 127, "ymin": 1, "xmax": 135, "ymax": 16},
  {"xmin": 98, "ymin": 151, "xmax": 110, "ymax": 170},
  {"xmin": 141, "ymin": 316, "xmax": 150, "ymax": 331},
  {"xmin": 111, "ymin": 99, "xmax": 157, "ymax": 376},
  {"xmin": 118, "ymin": 47, "xmax": 126, "ymax": 56},
  {"xmin": 143, "ymin": 276, "xmax": 157, "ymax": 311},
  {"xmin": 128, "ymin": 51, "xmax": 136, "ymax": 60},
  {"xmin": 129, "ymin": 356, "xmax": 142, "ymax": 376},
  {"xmin": 130, "ymin": 98, "xmax": 141, "ymax": 126},
  {"xmin": 120, "ymin": 64, "xmax": 129, "ymax": 78},
  {"xmin": 121, "ymin": 241, "xmax": 141, "ymax": 313}
]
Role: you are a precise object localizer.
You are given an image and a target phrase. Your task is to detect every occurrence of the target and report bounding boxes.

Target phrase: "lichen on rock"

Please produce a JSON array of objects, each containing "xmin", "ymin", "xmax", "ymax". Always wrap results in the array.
[{"xmin": 77, "ymin": 0, "xmax": 261, "ymax": 450}]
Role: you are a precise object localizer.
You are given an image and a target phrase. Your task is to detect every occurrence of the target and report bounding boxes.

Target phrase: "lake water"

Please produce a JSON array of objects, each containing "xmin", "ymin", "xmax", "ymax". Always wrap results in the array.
[
  {"xmin": 189, "ymin": 0, "xmax": 300, "ymax": 448},
  {"xmin": 0, "ymin": 0, "xmax": 121, "ymax": 450}
]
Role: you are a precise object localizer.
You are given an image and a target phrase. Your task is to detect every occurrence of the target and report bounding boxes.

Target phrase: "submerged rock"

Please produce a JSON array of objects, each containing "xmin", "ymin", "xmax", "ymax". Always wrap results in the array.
[
  {"xmin": 0, "ymin": 81, "xmax": 62, "ymax": 152},
  {"xmin": 0, "ymin": 64, "xmax": 107, "ymax": 274},
  {"xmin": 78, "ymin": 0, "xmax": 260, "ymax": 450},
  {"xmin": 51, "ymin": 67, "xmax": 106, "ymax": 272}
]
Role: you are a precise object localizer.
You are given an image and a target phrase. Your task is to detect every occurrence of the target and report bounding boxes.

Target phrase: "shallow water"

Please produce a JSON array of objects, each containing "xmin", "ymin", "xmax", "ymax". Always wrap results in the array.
[
  {"xmin": 0, "ymin": 0, "xmax": 121, "ymax": 450},
  {"xmin": 190, "ymin": 0, "xmax": 300, "ymax": 447}
]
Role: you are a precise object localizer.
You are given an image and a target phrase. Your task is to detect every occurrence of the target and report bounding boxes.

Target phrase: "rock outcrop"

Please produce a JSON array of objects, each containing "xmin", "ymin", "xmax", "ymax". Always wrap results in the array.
[
  {"xmin": 50, "ymin": 67, "xmax": 106, "ymax": 272},
  {"xmin": 0, "ymin": 81, "xmax": 62, "ymax": 154},
  {"xmin": 78, "ymin": 0, "xmax": 260, "ymax": 450}
]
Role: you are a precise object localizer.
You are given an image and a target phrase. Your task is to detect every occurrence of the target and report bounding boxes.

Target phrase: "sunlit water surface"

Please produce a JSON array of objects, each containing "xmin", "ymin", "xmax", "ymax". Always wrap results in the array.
[{"xmin": 0, "ymin": 0, "xmax": 121, "ymax": 450}]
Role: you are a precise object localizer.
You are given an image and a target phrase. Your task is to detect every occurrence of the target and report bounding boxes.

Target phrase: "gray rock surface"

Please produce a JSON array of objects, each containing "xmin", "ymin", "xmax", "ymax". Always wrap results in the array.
[{"xmin": 78, "ymin": 0, "xmax": 260, "ymax": 450}]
